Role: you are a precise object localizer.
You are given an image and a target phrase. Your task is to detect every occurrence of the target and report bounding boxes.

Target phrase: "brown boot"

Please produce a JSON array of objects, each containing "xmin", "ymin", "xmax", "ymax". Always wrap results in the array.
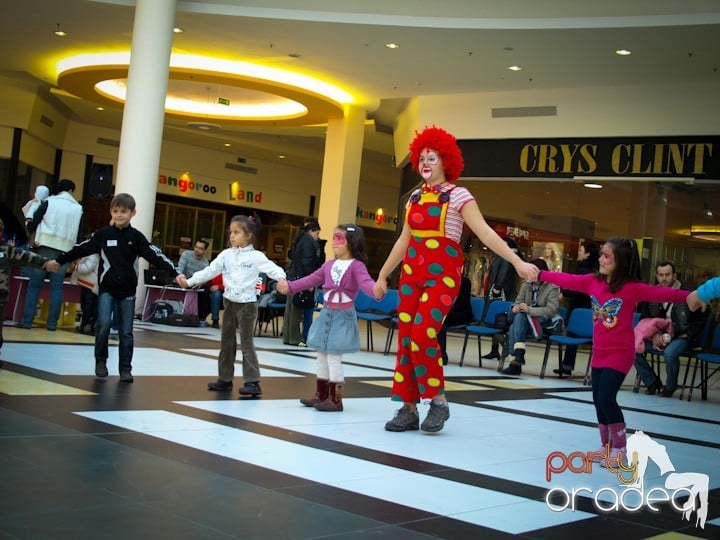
[
  {"xmin": 300, "ymin": 379, "xmax": 329, "ymax": 407},
  {"xmin": 314, "ymin": 382, "xmax": 343, "ymax": 412}
]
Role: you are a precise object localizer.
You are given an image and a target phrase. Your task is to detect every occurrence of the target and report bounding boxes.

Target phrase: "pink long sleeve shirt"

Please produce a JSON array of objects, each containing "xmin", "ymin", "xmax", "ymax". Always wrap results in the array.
[{"xmin": 539, "ymin": 271, "xmax": 690, "ymax": 374}]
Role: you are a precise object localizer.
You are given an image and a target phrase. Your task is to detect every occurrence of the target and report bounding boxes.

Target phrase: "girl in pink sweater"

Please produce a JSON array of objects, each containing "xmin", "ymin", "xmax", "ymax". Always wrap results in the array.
[{"xmin": 539, "ymin": 238, "xmax": 689, "ymax": 463}]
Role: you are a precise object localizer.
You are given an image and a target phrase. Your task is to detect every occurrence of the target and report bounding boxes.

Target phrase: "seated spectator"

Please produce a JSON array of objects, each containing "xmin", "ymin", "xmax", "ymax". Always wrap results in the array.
[
  {"xmin": 500, "ymin": 259, "xmax": 560, "ymax": 375},
  {"xmin": 634, "ymin": 261, "xmax": 708, "ymax": 397},
  {"xmin": 177, "ymin": 239, "xmax": 210, "ymax": 325},
  {"xmin": 437, "ymin": 275, "xmax": 473, "ymax": 365},
  {"xmin": 208, "ymin": 274, "xmax": 224, "ymax": 329}
]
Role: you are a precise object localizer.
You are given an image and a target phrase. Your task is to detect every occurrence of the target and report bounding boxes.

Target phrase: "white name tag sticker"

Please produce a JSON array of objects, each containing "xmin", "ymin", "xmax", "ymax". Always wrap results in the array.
[{"xmin": 107, "ymin": 240, "xmax": 118, "ymax": 247}]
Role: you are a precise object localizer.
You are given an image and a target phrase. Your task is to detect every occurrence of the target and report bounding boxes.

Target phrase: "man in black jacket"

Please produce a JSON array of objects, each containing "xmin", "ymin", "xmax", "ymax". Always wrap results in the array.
[
  {"xmin": 634, "ymin": 261, "xmax": 708, "ymax": 397},
  {"xmin": 282, "ymin": 219, "xmax": 322, "ymax": 345}
]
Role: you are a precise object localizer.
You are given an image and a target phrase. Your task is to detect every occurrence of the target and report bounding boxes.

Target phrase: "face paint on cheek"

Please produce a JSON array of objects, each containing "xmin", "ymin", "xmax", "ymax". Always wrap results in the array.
[{"xmin": 332, "ymin": 232, "xmax": 346, "ymax": 246}]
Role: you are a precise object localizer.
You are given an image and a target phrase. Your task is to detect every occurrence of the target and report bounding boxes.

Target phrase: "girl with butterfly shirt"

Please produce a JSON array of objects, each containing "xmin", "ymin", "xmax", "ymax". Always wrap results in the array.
[{"xmin": 537, "ymin": 238, "xmax": 690, "ymax": 465}]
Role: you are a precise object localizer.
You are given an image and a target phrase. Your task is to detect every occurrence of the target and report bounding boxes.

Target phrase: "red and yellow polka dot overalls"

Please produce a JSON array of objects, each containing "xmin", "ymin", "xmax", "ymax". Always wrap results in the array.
[{"xmin": 391, "ymin": 185, "xmax": 464, "ymax": 403}]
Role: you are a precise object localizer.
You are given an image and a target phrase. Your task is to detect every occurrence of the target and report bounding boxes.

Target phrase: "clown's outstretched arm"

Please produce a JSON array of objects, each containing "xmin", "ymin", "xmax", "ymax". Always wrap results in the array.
[{"xmin": 461, "ymin": 202, "xmax": 538, "ymax": 282}]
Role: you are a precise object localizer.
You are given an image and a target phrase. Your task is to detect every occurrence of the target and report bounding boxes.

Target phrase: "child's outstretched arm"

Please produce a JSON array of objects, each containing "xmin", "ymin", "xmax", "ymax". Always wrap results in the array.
[{"xmin": 690, "ymin": 276, "xmax": 720, "ymax": 311}]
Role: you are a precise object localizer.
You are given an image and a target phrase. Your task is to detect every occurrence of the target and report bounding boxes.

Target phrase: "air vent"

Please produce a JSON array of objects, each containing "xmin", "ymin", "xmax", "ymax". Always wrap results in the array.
[
  {"xmin": 491, "ymin": 106, "xmax": 557, "ymax": 118},
  {"xmin": 97, "ymin": 137, "xmax": 120, "ymax": 148},
  {"xmin": 225, "ymin": 162, "xmax": 258, "ymax": 175},
  {"xmin": 40, "ymin": 114, "xmax": 54, "ymax": 128}
]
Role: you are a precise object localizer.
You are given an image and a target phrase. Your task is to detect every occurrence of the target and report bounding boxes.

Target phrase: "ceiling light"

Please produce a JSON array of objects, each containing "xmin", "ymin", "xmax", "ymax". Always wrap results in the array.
[
  {"xmin": 57, "ymin": 52, "xmax": 352, "ymax": 126},
  {"xmin": 223, "ymin": 143, "xmax": 231, "ymax": 147},
  {"xmin": 690, "ymin": 225, "xmax": 720, "ymax": 241},
  {"xmin": 186, "ymin": 121, "xmax": 221, "ymax": 131},
  {"xmin": 583, "ymin": 182, "xmax": 603, "ymax": 189},
  {"xmin": 508, "ymin": 65, "xmax": 522, "ymax": 71},
  {"xmin": 54, "ymin": 24, "xmax": 67, "ymax": 37},
  {"xmin": 385, "ymin": 43, "xmax": 399, "ymax": 49},
  {"xmin": 277, "ymin": 154, "xmax": 286, "ymax": 159},
  {"xmin": 96, "ymin": 106, "xmax": 104, "ymax": 111},
  {"xmin": 173, "ymin": 27, "xmax": 184, "ymax": 34},
  {"xmin": 704, "ymin": 203, "xmax": 713, "ymax": 218},
  {"xmin": 615, "ymin": 49, "xmax": 632, "ymax": 56}
]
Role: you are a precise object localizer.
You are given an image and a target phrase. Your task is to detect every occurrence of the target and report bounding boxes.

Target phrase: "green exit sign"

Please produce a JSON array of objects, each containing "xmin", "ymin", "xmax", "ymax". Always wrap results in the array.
[{"xmin": 217, "ymin": 97, "xmax": 230, "ymax": 106}]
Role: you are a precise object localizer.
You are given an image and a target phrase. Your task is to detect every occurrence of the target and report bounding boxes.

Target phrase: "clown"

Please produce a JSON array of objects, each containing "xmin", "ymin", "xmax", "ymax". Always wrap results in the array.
[{"xmin": 374, "ymin": 126, "xmax": 538, "ymax": 433}]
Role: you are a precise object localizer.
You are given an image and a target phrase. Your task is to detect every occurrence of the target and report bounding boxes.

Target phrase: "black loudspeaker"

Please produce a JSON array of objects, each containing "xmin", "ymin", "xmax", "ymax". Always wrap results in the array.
[{"xmin": 89, "ymin": 163, "xmax": 114, "ymax": 199}]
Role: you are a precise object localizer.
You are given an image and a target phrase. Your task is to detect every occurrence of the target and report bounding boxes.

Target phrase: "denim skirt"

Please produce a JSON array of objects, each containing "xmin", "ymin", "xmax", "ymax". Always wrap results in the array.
[{"xmin": 307, "ymin": 307, "xmax": 360, "ymax": 354}]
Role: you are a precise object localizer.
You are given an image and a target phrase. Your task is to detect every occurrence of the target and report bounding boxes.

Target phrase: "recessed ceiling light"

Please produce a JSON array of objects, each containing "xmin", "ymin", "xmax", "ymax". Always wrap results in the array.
[
  {"xmin": 54, "ymin": 24, "xmax": 67, "ymax": 37},
  {"xmin": 277, "ymin": 154, "xmax": 286, "ymax": 159},
  {"xmin": 615, "ymin": 49, "xmax": 632, "ymax": 56},
  {"xmin": 508, "ymin": 65, "xmax": 522, "ymax": 71},
  {"xmin": 385, "ymin": 43, "xmax": 399, "ymax": 49},
  {"xmin": 584, "ymin": 182, "xmax": 603, "ymax": 189},
  {"xmin": 173, "ymin": 27, "xmax": 184, "ymax": 34},
  {"xmin": 223, "ymin": 143, "xmax": 231, "ymax": 147},
  {"xmin": 96, "ymin": 106, "xmax": 104, "ymax": 111}
]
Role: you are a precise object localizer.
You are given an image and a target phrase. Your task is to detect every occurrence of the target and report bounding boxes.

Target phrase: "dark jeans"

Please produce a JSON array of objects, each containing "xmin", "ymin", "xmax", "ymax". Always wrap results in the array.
[
  {"xmin": 591, "ymin": 367, "xmax": 626, "ymax": 425},
  {"xmin": 80, "ymin": 288, "xmax": 98, "ymax": 328},
  {"xmin": 21, "ymin": 246, "xmax": 68, "ymax": 329},
  {"xmin": 95, "ymin": 292, "xmax": 135, "ymax": 372},
  {"xmin": 634, "ymin": 337, "xmax": 692, "ymax": 392}
]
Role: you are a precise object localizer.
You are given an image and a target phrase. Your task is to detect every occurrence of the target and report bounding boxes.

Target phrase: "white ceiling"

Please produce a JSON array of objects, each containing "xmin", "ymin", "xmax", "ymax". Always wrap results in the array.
[{"xmin": 1, "ymin": 0, "xmax": 720, "ymax": 177}]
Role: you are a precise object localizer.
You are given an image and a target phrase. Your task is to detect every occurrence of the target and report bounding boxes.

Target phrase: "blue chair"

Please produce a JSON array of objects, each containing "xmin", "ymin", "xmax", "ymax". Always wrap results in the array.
[
  {"xmin": 355, "ymin": 289, "xmax": 397, "ymax": 351},
  {"xmin": 684, "ymin": 324, "xmax": 720, "ymax": 401},
  {"xmin": 459, "ymin": 300, "xmax": 513, "ymax": 367},
  {"xmin": 540, "ymin": 307, "xmax": 594, "ymax": 383}
]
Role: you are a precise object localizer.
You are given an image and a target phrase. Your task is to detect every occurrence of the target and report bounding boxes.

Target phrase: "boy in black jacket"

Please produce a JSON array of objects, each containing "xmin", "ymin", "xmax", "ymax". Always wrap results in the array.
[{"xmin": 47, "ymin": 194, "xmax": 178, "ymax": 382}]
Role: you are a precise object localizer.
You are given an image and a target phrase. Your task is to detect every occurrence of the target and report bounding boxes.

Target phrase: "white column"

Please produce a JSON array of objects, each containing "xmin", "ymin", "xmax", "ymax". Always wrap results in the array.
[
  {"xmin": 114, "ymin": 0, "xmax": 176, "ymax": 308},
  {"xmin": 317, "ymin": 105, "xmax": 366, "ymax": 259}
]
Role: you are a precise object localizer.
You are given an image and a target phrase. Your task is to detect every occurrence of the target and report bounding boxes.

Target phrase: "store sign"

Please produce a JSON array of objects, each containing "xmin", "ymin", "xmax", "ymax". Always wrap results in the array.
[
  {"xmin": 460, "ymin": 136, "xmax": 719, "ymax": 179},
  {"xmin": 158, "ymin": 174, "xmax": 217, "ymax": 194}
]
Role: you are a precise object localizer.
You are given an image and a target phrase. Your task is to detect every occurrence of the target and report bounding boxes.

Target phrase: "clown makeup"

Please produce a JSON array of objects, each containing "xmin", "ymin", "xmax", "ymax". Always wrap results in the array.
[
  {"xmin": 418, "ymin": 149, "xmax": 442, "ymax": 181},
  {"xmin": 332, "ymin": 229, "xmax": 351, "ymax": 259},
  {"xmin": 332, "ymin": 231, "xmax": 347, "ymax": 246}
]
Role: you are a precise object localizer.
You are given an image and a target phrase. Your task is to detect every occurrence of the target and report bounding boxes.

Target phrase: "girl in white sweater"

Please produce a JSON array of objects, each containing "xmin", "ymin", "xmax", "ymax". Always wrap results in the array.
[{"xmin": 178, "ymin": 215, "xmax": 286, "ymax": 396}]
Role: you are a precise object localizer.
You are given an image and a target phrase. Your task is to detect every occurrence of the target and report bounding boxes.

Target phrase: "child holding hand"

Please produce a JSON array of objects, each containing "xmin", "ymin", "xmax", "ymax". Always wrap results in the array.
[{"xmin": 277, "ymin": 224, "xmax": 379, "ymax": 411}]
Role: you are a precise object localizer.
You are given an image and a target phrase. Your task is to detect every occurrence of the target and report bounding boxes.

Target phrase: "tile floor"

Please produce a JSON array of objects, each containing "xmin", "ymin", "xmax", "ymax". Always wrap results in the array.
[{"xmin": 0, "ymin": 320, "xmax": 718, "ymax": 539}]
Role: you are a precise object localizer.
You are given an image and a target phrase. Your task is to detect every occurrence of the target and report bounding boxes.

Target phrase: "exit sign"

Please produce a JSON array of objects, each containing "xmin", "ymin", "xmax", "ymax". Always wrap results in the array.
[{"xmin": 217, "ymin": 97, "xmax": 230, "ymax": 106}]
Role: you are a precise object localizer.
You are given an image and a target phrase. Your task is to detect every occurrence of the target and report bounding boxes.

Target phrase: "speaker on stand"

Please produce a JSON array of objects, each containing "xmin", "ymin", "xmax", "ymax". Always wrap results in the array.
[{"xmin": 88, "ymin": 163, "xmax": 114, "ymax": 199}]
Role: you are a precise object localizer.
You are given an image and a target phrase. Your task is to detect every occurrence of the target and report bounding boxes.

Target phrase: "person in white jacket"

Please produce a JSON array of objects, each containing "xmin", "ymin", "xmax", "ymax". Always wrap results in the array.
[
  {"xmin": 20, "ymin": 179, "xmax": 83, "ymax": 331},
  {"xmin": 177, "ymin": 215, "xmax": 286, "ymax": 396}
]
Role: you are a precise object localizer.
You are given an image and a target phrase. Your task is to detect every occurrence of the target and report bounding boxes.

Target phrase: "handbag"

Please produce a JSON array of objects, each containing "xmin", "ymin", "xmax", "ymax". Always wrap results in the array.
[
  {"xmin": 493, "ymin": 311, "xmax": 511, "ymax": 332},
  {"xmin": 540, "ymin": 315, "xmax": 564, "ymax": 335},
  {"xmin": 292, "ymin": 289, "xmax": 315, "ymax": 309}
]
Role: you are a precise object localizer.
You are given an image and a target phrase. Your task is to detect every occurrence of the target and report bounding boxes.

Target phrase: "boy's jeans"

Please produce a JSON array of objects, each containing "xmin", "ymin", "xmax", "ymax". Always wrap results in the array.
[{"xmin": 96, "ymin": 292, "xmax": 135, "ymax": 372}]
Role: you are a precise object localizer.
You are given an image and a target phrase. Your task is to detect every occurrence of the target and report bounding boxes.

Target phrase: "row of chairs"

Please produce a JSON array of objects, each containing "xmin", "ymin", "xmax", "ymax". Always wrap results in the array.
[{"xmin": 260, "ymin": 289, "xmax": 719, "ymax": 401}]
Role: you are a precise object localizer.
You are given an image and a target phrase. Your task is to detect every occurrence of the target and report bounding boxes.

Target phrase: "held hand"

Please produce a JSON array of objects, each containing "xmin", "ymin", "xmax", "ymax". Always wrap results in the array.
[
  {"xmin": 373, "ymin": 279, "xmax": 388, "ymax": 300},
  {"xmin": 276, "ymin": 279, "xmax": 290, "ymax": 295},
  {"xmin": 176, "ymin": 275, "xmax": 189, "ymax": 289},
  {"xmin": 517, "ymin": 261, "xmax": 539, "ymax": 282},
  {"xmin": 686, "ymin": 290, "xmax": 706, "ymax": 312},
  {"xmin": 372, "ymin": 282, "xmax": 385, "ymax": 300},
  {"xmin": 45, "ymin": 260, "xmax": 60, "ymax": 272}
]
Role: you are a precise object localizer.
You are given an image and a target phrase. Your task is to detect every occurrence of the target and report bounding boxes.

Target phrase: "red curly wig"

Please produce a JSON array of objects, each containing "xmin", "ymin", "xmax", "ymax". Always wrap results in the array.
[{"xmin": 409, "ymin": 126, "xmax": 464, "ymax": 183}]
